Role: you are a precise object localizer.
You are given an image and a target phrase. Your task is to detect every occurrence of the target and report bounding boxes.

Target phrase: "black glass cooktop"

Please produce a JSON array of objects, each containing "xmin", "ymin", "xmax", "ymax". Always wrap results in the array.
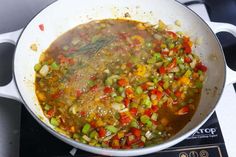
[{"xmin": 19, "ymin": 108, "xmax": 228, "ymax": 157}]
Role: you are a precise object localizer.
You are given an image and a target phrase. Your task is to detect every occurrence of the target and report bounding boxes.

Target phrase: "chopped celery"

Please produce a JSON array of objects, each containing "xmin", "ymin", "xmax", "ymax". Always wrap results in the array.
[
  {"xmin": 168, "ymin": 43, "xmax": 175, "ymax": 49},
  {"xmin": 147, "ymin": 57, "xmax": 156, "ymax": 64},
  {"xmin": 154, "ymin": 53, "xmax": 162, "ymax": 61},
  {"xmin": 140, "ymin": 115, "xmax": 150, "ymax": 124},
  {"xmin": 34, "ymin": 63, "xmax": 42, "ymax": 72},
  {"xmin": 111, "ymin": 92, "xmax": 117, "ymax": 97},
  {"xmin": 184, "ymin": 69, "xmax": 192, "ymax": 78},
  {"xmin": 130, "ymin": 102, "xmax": 138, "ymax": 108},
  {"xmin": 51, "ymin": 62, "xmax": 59, "ymax": 70},
  {"xmin": 106, "ymin": 125, "xmax": 118, "ymax": 133},
  {"xmin": 146, "ymin": 42, "xmax": 153, "ymax": 48},
  {"xmin": 82, "ymin": 135, "xmax": 91, "ymax": 142},
  {"xmin": 179, "ymin": 64, "xmax": 185, "ymax": 70},
  {"xmin": 135, "ymin": 86, "xmax": 143, "ymax": 95},
  {"xmin": 177, "ymin": 57, "xmax": 184, "ymax": 64},
  {"xmin": 73, "ymin": 133, "xmax": 80, "ymax": 139},
  {"xmin": 87, "ymin": 80, "xmax": 95, "ymax": 87},
  {"xmin": 63, "ymin": 45, "xmax": 69, "ymax": 51},
  {"xmin": 141, "ymin": 136, "xmax": 146, "ymax": 142},
  {"xmin": 89, "ymin": 139, "xmax": 98, "ymax": 146},
  {"xmin": 114, "ymin": 96, "xmax": 123, "ymax": 102},
  {"xmin": 151, "ymin": 113, "xmax": 158, "ymax": 121},
  {"xmin": 105, "ymin": 78, "xmax": 113, "ymax": 86},
  {"xmin": 114, "ymin": 112, "xmax": 120, "ymax": 119},
  {"xmin": 44, "ymin": 104, "xmax": 52, "ymax": 111},
  {"xmin": 117, "ymin": 87, "xmax": 124, "ymax": 93},
  {"xmin": 152, "ymin": 77, "xmax": 158, "ymax": 84},
  {"xmin": 146, "ymin": 120, "xmax": 153, "ymax": 128},
  {"xmin": 82, "ymin": 123, "xmax": 91, "ymax": 134},
  {"xmin": 131, "ymin": 56, "xmax": 139, "ymax": 63},
  {"xmin": 141, "ymin": 97, "xmax": 152, "ymax": 108},
  {"xmin": 130, "ymin": 120, "xmax": 139, "ymax": 128},
  {"xmin": 50, "ymin": 117, "xmax": 59, "ymax": 126},
  {"xmin": 90, "ymin": 130, "xmax": 98, "ymax": 139},
  {"xmin": 104, "ymin": 75, "xmax": 119, "ymax": 86},
  {"xmin": 196, "ymin": 81, "xmax": 203, "ymax": 88},
  {"xmin": 163, "ymin": 81, "xmax": 169, "ymax": 89},
  {"xmin": 198, "ymin": 70, "xmax": 203, "ymax": 75},
  {"xmin": 188, "ymin": 98, "xmax": 194, "ymax": 103}
]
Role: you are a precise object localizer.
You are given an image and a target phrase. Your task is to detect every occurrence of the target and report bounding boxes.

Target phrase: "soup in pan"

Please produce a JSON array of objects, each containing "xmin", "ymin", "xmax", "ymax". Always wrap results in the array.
[{"xmin": 34, "ymin": 19, "xmax": 207, "ymax": 149}]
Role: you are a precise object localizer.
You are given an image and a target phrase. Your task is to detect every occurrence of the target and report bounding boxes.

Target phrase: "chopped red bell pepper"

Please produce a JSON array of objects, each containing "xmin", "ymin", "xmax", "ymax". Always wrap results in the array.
[
  {"xmin": 176, "ymin": 106, "xmax": 189, "ymax": 115},
  {"xmin": 159, "ymin": 66, "xmax": 166, "ymax": 75},
  {"xmin": 183, "ymin": 36, "xmax": 190, "ymax": 43},
  {"xmin": 151, "ymin": 105, "xmax": 159, "ymax": 112},
  {"xmin": 90, "ymin": 121, "xmax": 96, "ymax": 128},
  {"xmin": 130, "ymin": 127, "xmax": 141, "ymax": 137},
  {"xmin": 118, "ymin": 32, "xmax": 129, "ymax": 40},
  {"xmin": 195, "ymin": 62, "xmax": 207, "ymax": 72},
  {"xmin": 111, "ymin": 139, "xmax": 120, "ymax": 149},
  {"xmin": 183, "ymin": 42, "xmax": 192, "ymax": 54},
  {"xmin": 90, "ymin": 85, "xmax": 98, "ymax": 92},
  {"xmin": 51, "ymin": 90, "xmax": 63, "ymax": 99},
  {"xmin": 174, "ymin": 90, "xmax": 182, "ymax": 98},
  {"xmin": 120, "ymin": 113, "xmax": 131, "ymax": 125},
  {"xmin": 184, "ymin": 56, "xmax": 192, "ymax": 63},
  {"xmin": 144, "ymin": 108, "xmax": 152, "ymax": 117},
  {"xmin": 162, "ymin": 51, "xmax": 169, "ymax": 56},
  {"xmin": 117, "ymin": 78, "xmax": 128, "ymax": 86},
  {"xmin": 90, "ymin": 75, "xmax": 97, "ymax": 81},
  {"xmin": 127, "ymin": 135, "xmax": 141, "ymax": 146},
  {"xmin": 39, "ymin": 24, "xmax": 44, "ymax": 31},
  {"xmin": 80, "ymin": 111, "xmax": 86, "ymax": 116},
  {"xmin": 151, "ymin": 120, "xmax": 158, "ymax": 125},
  {"xmin": 122, "ymin": 145, "xmax": 132, "ymax": 149},
  {"xmin": 125, "ymin": 87, "xmax": 134, "ymax": 98},
  {"xmin": 167, "ymin": 31, "xmax": 177, "ymax": 39},
  {"xmin": 154, "ymin": 45, "xmax": 161, "ymax": 52},
  {"xmin": 167, "ymin": 58, "xmax": 177, "ymax": 71},
  {"xmin": 123, "ymin": 98, "xmax": 130, "ymax": 107},
  {"xmin": 158, "ymin": 80, "xmax": 164, "ymax": 87},
  {"xmin": 76, "ymin": 89, "xmax": 83, "ymax": 97},
  {"xmin": 98, "ymin": 127, "xmax": 106, "ymax": 138},
  {"xmin": 141, "ymin": 83, "xmax": 149, "ymax": 90},
  {"xmin": 165, "ymin": 88, "xmax": 171, "ymax": 95},
  {"xmin": 46, "ymin": 108, "xmax": 55, "ymax": 118},
  {"xmin": 129, "ymin": 108, "xmax": 138, "ymax": 116},
  {"xmin": 137, "ymin": 141, "xmax": 145, "ymax": 147},
  {"xmin": 104, "ymin": 86, "xmax": 113, "ymax": 94},
  {"xmin": 171, "ymin": 47, "xmax": 178, "ymax": 53},
  {"xmin": 126, "ymin": 62, "xmax": 133, "ymax": 68},
  {"xmin": 150, "ymin": 89, "xmax": 163, "ymax": 100}
]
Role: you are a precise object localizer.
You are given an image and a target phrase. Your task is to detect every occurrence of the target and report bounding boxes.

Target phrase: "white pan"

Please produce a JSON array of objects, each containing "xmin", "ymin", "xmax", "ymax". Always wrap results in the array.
[{"xmin": 0, "ymin": 0, "xmax": 236, "ymax": 156}]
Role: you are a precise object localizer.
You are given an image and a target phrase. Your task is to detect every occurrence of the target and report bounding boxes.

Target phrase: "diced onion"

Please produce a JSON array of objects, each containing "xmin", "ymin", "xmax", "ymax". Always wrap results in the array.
[
  {"xmin": 82, "ymin": 135, "xmax": 91, "ymax": 142},
  {"xmin": 175, "ymin": 20, "xmax": 181, "ymax": 27},
  {"xmin": 169, "ymin": 67, "xmax": 180, "ymax": 73},
  {"xmin": 112, "ymin": 103, "xmax": 125, "ymax": 111},
  {"xmin": 39, "ymin": 64, "xmax": 49, "ymax": 76},
  {"xmin": 104, "ymin": 69, "xmax": 110, "ymax": 74},
  {"xmin": 145, "ymin": 131, "xmax": 153, "ymax": 140},
  {"xmin": 119, "ymin": 108, "xmax": 129, "ymax": 113},
  {"xmin": 154, "ymin": 34, "xmax": 162, "ymax": 40},
  {"xmin": 190, "ymin": 59, "xmax": 197, "ymax": 68}
]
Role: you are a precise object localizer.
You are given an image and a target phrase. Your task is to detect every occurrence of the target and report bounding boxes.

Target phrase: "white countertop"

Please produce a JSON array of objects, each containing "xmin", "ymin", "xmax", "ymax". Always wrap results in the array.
[{"xmin": 0, "ymin": 0, "xmax": 235, "ymax": 157}]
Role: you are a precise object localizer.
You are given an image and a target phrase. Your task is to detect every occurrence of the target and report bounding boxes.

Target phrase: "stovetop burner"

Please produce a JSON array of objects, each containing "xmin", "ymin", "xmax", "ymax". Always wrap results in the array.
[{"xmin": 19, "ymin": 107, "xmax": 228, "ymax": 157}]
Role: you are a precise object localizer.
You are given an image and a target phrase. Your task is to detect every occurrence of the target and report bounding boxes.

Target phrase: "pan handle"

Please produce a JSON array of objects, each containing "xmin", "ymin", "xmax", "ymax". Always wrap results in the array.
[
  {"xmin": 0, "ymin": 29, "xmax": 24, "ymax": 102},
  {"xmin": 207, "ymin": 21, "xmax": 236, "ymax": 86}
]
